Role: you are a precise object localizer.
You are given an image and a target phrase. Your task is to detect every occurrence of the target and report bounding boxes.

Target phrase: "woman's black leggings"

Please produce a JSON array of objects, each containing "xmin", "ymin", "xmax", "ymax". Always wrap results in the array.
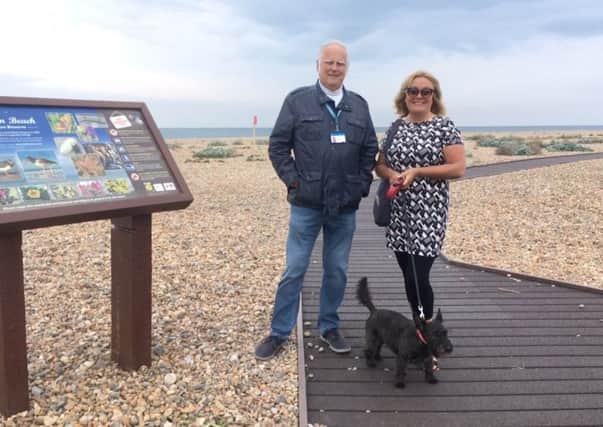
[{"xmin": 394, "ymin": 252, "xmax": 436, "ymax": 319}]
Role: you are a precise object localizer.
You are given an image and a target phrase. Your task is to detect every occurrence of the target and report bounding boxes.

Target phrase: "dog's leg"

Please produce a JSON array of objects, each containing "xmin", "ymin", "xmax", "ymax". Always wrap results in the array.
[
  {"xmin": 374, "ymin": 340, "xmax": 383, "ymax": 361},
  {"xmin": 364, "ymin": 348, "xmax": 377, "ymax": 368},
  {"xmin": 364, "ymin": 329, "xmax": 380, "ymax": 368},
  {"xmin": 394, "ymin": 354, "xmax": 408, "ymax": 388},
  {"xmin": 423, "ymin": 356, "xmax": 438, "ymax": 384}
]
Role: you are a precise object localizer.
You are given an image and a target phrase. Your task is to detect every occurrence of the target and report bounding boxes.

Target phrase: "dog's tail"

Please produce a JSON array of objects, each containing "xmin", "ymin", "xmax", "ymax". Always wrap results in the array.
[{"xmin": 356, "ymin": 277, "xmax": 377, "ymax": 313}]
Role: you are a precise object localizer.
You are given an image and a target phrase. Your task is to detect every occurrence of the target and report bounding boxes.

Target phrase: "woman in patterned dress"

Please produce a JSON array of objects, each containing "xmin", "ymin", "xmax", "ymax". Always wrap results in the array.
[{"xmin": 375, "ymin": 70, "xmax": 465, "ymax": 322}]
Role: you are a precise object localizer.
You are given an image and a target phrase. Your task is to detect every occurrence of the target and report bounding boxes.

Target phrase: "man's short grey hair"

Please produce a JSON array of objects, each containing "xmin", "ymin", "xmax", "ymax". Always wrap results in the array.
[{"xmin": 318, "ymin": 40, "xmax": 349, "ymax": 63}]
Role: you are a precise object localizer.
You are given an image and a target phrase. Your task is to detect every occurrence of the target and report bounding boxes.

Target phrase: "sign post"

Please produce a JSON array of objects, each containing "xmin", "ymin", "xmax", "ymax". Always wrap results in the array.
[
  {"xmin": 0, "ymin": 231, "xmax": 28, "ymax": 415},
  {"xmin": 111, "ymin": 214, "xmax": 152, "ymax": 370},
  {"xmin": 0, "ymin": 96, "xmax": 193, "ymax": 417}
]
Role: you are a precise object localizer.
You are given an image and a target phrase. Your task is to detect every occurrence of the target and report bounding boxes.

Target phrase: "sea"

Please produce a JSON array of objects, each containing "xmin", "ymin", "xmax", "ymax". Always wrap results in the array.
[{"xmin": 160, "ymin": 125, "xmax": 603, "ymax": 140}]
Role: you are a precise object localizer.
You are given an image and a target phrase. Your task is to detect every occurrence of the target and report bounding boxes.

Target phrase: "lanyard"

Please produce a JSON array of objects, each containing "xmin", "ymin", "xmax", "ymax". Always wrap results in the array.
[{"xmin": 324, "ymin": 103, "xmax": 342, "ymax": 131}]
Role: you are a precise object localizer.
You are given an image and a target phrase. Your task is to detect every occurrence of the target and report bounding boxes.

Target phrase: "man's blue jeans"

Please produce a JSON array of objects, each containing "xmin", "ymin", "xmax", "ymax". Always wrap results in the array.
[{"xmin": 270, "ymin": 205, "xmax": 356, "ymax": 339}]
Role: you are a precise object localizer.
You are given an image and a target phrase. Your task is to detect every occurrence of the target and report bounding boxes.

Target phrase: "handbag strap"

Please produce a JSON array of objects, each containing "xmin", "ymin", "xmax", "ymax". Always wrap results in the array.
[{"xmin": 382, "ymin": 118, "xmax": 402, "ymax": 168}]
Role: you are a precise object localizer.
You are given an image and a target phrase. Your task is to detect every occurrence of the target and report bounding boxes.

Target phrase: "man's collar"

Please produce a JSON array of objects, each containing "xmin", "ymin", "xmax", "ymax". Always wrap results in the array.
[
  {"xmin": 318, "ymin": 80, "xmax": 343, "ymax": 97},
  {"xmin": 315, "ymin": 81, "xmax": 352, "ymax": 111}
]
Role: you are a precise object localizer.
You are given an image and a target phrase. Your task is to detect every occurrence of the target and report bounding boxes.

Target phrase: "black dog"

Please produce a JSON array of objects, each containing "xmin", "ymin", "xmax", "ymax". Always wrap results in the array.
[{"xmin": 356, "ymin": 277, "xmax": 453, "ymax": 388}]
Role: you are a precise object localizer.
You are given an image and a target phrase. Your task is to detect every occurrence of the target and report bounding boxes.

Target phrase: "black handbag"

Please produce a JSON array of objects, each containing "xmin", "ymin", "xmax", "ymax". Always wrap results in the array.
[
  {"xmin": 373, "ymin": 180, "xmax": 391, "ymax": 226},
  {"xmin": 373, "ymin": 119, "xmax": 402, "ymax": 227}
]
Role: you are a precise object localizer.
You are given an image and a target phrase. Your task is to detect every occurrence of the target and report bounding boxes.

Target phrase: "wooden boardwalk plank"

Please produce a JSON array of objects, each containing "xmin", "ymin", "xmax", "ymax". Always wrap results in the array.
[
  {"xmin": 308, "ymin": 356, "xmax": 603, "ymax": 369},
  {"xmin": 307, "ymin": 394, "xmax": 603, "ymax": 411},
  {"xmin": 308, "ymin": 410, "xmax": 603, "ymax": 427},
  {"xmin": 309, "ymin": 380, "xmax": 603, "ymax": 395},
  {"xmin": 299, "ymin": 155, "xmax": 603, "ymax": 427},
  {"xmin": 308, "ymin": 367, "xmax": 603, "ymax": 382}
]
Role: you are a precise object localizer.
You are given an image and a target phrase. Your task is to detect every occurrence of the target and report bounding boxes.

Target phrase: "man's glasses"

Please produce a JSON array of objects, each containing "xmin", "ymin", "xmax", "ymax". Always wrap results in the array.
[{"xmin": 406, "ymin": 87, "xmax": 434, "ymax": 97}]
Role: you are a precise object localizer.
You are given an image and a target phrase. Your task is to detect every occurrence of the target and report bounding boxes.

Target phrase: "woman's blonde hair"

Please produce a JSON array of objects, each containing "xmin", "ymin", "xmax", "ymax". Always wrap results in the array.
[{"xmin": 394, "ymin": 70, "xmax": 446, "ymax": 116}]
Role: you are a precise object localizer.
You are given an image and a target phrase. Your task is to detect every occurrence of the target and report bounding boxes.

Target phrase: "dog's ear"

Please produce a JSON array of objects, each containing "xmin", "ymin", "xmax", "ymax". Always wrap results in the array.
[{"xmin": 436, "ymin": 309, "xmax": 443, "ymax": 323}]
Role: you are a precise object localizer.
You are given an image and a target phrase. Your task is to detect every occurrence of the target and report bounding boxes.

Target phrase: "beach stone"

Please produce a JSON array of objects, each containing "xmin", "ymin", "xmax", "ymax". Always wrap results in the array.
[
  {"xmin": 153, "ymin": 344, "xmax": 166, "ymax": 356},
  {"xmin": 43, "ymin": 415, "xmax": 57, "ymax": 426},
  {"xmin": 164, "ymin": 373, "xmax": 178, "ymax": 385},
  {"xmin": 50, "ymin": 396, "xmax": 67, "ymax": 411},
  {"xmin": 79, "ymin": 415, "xmax": 92, "ymax": 424}
]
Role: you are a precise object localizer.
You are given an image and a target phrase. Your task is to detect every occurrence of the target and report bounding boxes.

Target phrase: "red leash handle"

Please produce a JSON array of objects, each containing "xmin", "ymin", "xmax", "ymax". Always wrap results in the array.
[
  {"xmin": 386, "ymin": 184, "xmax": 401, "ymax": 200},
  {"xmin": 416, "ymin": 328, "xmax": 428, "ymax": 345}
]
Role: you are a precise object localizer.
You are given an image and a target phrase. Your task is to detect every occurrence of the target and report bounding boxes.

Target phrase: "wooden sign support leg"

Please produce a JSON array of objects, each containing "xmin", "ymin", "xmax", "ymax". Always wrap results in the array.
[
  {"xmin": 0, "ymin": 231, "xmax": 29, "ymax": 417},
  {"xmin": 111, "ymin": 215, "xmax": 152, "ymax": 370}
]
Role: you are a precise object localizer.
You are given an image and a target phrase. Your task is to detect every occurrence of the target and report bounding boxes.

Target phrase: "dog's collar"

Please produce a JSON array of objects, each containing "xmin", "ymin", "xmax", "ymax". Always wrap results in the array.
[{"xmin": 416, "ymin": 328, "xmax": 428, "ymax": 345}]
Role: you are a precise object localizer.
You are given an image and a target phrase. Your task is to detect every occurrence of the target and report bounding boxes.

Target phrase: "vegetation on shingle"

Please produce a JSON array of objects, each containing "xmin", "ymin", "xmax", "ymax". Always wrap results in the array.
[
  {"xmin": 495, "ymin": 140, "xmax": 543, "ymax": 156},
  {"xmin": 193, "ymin": 147, "xmax": 238, "ymax": 159},
  {"xmin": 576, "ymin": 137, "xmax": 603, "ymax": 144},
  {"xmin": 545, "ymin": 142, "xmax": 593, "ymax": 152},
  {"xmin": 477, "ymin": 136, "xmax": 525, "ymax": 148},
  {"xmin": 246, "ymin": 154, "xmax": 266, "ymax": 162},
  {"xmin": 207, "ymin": 141, "xmax": 228, "ymax": 147}
]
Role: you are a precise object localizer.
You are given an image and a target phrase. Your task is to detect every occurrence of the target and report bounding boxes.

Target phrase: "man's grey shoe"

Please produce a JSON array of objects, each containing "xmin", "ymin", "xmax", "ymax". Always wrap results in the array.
[
  {"xmin": 320, "ymin": 329, "xmax": 351, "ymax": 353},
  {"xmin": 255, "ymin": 335, "xmax": 286, "ymax": 360}
]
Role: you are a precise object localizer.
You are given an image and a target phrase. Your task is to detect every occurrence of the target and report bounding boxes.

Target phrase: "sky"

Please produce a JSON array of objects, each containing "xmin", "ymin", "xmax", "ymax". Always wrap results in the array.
[{"xmin": 1, "ymin": 0, "xmax": 602, "ymax": 128}]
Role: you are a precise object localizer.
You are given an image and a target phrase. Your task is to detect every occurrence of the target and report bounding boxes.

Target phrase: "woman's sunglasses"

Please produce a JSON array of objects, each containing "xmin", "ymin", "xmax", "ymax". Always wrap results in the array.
[{"xmin": 406, "ymin": 87, "xmax": 434, "ymax": 97}]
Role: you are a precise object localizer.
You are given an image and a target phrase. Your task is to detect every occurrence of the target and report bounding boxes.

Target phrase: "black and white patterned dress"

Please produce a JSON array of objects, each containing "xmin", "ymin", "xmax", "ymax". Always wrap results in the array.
[{"xmin": 382, "ymin": 116, "xmax": 463, "ymax": 257}]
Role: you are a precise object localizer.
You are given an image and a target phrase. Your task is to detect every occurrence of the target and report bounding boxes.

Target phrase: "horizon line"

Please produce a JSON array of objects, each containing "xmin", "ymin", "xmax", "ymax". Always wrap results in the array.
[{"xmin": 160, "ymin": 124, "xmax": 603, "ymax": 129}]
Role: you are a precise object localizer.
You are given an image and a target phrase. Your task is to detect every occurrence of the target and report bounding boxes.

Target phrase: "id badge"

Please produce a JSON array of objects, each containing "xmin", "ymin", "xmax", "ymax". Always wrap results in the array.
[{"xmin": 330, "ymin": 131, "xmax": 346, "ymax": 144}]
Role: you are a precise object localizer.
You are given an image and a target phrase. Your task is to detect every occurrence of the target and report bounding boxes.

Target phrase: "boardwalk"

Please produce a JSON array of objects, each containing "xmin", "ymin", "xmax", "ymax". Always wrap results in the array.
[{"xmin": 298, "ymin": 155, "xmax": 603, "ymax": 427}]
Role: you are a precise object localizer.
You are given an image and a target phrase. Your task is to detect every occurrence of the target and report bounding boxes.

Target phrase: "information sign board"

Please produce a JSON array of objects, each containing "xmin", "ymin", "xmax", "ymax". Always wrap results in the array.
[{"xmin": 0, "ymin": 97, "xmax": 192, "ymax": 230}]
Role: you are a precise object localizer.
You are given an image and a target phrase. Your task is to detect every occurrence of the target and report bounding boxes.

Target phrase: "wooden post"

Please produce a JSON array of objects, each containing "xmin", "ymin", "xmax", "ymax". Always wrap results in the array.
[
  {"xmin": 111, "ymin": 215, "xmax": 152, "ymax": 370},
  {"xmin": 0, "ymin": 231, "xmax": 29, "ymax": 416}
]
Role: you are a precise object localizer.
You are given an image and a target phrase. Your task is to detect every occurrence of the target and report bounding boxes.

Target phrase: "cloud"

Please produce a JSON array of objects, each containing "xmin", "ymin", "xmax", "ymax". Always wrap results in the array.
[
  {"xmin": 354, "ymin": 33, "xmax": 603, "ymax": 126},
  {"xmin": 1, "ymin": 0, "xmax": 602, "ymax": 126},
  {"xmin": 0, "ymin": 1, "xmax": 286, "ymax": 101}
]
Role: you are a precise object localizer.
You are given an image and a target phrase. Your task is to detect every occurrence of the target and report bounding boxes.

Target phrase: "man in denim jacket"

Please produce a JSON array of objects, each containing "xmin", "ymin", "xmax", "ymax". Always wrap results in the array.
[{"xmin": 255, "ymin": 40, "xmax": 378, "ymax": 360}]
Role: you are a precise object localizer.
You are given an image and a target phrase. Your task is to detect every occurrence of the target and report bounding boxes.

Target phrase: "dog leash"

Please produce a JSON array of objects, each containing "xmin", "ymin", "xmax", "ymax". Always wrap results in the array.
[
  {"xmin": 389, "ymin": 188, "xmax": 424, "ymax": 320},
  {"xmin": 384, "ymin": 161, "xmax": 425, "ymax": 321},
  {"xmin": 410, "ymin": 254, "xmax": 425, "ymax": 321},
  {"xmin": 410, "ymin": 255, "xmax": 441, "ymax": 371},
  {"xmin": 390, "ymin": 180, "xmax": 438, "ymax": 368}
]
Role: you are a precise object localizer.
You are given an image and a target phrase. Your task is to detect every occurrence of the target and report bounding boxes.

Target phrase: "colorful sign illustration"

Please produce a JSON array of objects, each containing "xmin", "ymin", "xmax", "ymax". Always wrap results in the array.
[{"xmin": 0, "ymin": 105, "xmax": 179, "ymax": 212}]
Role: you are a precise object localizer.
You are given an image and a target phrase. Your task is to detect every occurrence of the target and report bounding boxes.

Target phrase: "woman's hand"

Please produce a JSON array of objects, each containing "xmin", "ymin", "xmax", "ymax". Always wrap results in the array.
[
  {"xmin": 398, "ymin": 168, "xmax": 418, "ymax": 190},
  {"xmin": 388, "ymin": 170, "xmax": 405, "ymax": 187}
]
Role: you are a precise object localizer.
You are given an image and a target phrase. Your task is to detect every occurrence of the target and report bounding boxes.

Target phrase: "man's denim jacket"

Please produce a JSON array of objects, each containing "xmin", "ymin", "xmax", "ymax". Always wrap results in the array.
[{"xmin": 269, "ymin": 81, "xmax": 378, "ymax": 217}]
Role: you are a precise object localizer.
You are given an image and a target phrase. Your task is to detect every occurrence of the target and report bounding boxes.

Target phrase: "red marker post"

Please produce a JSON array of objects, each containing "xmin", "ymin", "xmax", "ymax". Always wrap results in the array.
[{"xmin": 252, "ymin": 115, "xmax": 258, "ymax": 144}]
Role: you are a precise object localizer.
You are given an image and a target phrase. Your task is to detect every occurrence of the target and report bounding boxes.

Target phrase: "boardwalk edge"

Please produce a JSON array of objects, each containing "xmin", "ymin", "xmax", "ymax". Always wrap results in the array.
[
  {"xmin": 440, "ymin": 253, "xmax": 603, "ymax": 295},
  {"xmin": 296, "ymin": 299, "xmax": 308, "ymax": 427}
]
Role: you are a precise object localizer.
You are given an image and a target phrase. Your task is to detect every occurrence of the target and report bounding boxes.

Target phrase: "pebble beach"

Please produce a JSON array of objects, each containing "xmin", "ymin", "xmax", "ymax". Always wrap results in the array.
[{"xmin": 4, "ymin": 130, "xmax": 602, "ymax": 426}]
